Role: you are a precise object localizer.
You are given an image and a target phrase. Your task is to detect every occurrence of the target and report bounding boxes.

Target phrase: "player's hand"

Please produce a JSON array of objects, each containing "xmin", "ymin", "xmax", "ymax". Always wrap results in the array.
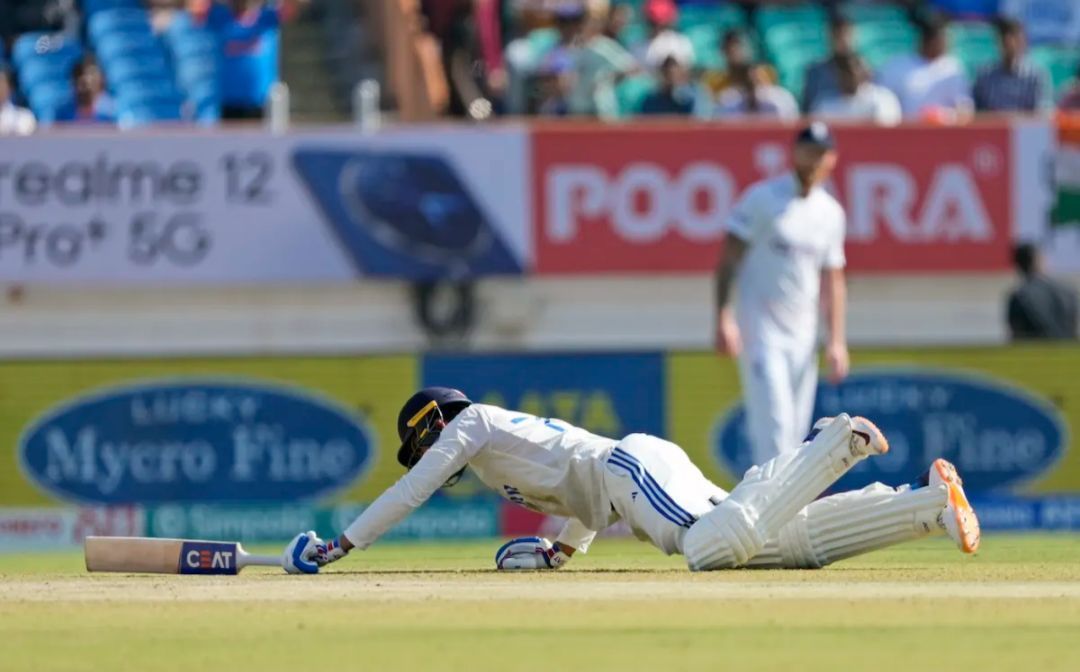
[
  {"xmin": 825, "ymin": 341, "xmax": 850, "ymax": 384},
  {"xmin": 495, "ymin": 537, "xmax": 571, "ymax": 570},
  {"xmin": 282, "ymin": 531, "xmax": 322, "ymax": 575},
  {"xmin": 313, "ymin": 537, "xmax": 349, "ymax": 567},
  {"xmin": 715, "ymin": 309, "xmax": 742, "ymax": 357}
]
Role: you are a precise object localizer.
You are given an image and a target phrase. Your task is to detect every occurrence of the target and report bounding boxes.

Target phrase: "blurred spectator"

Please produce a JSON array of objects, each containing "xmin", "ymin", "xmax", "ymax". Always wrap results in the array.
[
  {"xmin": 702, "ymin": 63, "xmax": 799, "ymax": 121},
  {"xmin": 1000, "ymin": 0, "xmax": 1080, "ymax": 46},
  {"xmin": 196, "ymin": 0, "xmax": 280, "ymax": 119},
  {"xmin": 811, "ymin": 54, "xmax": 902, "ymax": 126},
  {"xmin": 802, "ymin": 16, "xmax": 856, "ymax": 113},
  {"xmin": 699, "ymin": 30, "xmax": 777, "ymax": 107},
  {"xmin": 567, "ymin": 11, "xmax": 638, "ymax": 118},
  {"xmin": 640, "ymin": 55, "xmax": 693, "ymax": 116},
  {"xmin": 434, "ymin": 0, "xmax": 500, "ymax": 120},
  {"xmin": 532, "ymin": 59, "xmax": 572, "ymax": 117},
  {"xmin": 603, "ymin": 3, "xmax": 632, "ymax": 43},
  {"xmin": 631, "ymin": 0, "xmax": 694, "ymax": 70},
  {"xmin": 0, "ymin": 67, "xmax": 35, "ymax": 135},
  {"xmin": 1007, "ymin": 243, "xmax": 1078, "ymax": 340},
  {"xmin": 973, "ymin": 18, "xmax": 1051, "ymax": 113},
  {"xmin": 71, "ymin": 57, "xmax": 116, "ymax": 124},
  {"xmin": 1059, "ymin": 65, "xmax": 1080, "ymax": 111},
  {"xmin": 878, "ymin": 17, "xmax": 973, "ymax": 122}
]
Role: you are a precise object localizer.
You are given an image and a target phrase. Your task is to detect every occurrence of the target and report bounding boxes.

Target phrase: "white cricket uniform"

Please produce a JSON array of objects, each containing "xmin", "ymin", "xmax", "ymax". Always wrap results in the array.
[
  {"xmin": 341, "ymin": 406, "xmax": 949, "ymax": 571},
  {"xmin": 342, "ymin": 404, "xmax": 724, "ymax": 556},
  {"xmin": 727, "ymin": 173, "xmax": 846, "ymax": 465}
]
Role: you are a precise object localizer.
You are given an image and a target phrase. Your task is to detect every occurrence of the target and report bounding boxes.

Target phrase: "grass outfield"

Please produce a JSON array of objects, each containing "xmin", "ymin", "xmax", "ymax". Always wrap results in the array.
[{"xmin": 2, "ymin": 534, "xmax": 1080, "ymax": 672}]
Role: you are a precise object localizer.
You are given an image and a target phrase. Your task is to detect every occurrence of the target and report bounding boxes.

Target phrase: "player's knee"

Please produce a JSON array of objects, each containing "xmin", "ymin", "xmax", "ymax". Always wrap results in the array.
[{"xmin": 682, "ymin": 501, "xmax": 764, "ymax": 571}]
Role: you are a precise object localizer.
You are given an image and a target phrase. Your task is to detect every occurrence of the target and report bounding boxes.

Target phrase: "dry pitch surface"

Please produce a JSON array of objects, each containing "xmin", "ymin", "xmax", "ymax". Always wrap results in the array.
[{"xmin": 2, "ymin": 535, "xmax": 1079, "ymax": 672}]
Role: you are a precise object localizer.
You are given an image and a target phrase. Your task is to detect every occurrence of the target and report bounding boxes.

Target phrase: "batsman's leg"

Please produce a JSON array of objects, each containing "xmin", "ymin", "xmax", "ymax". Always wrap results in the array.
[
  {"xmin": 746, "ymin": 458, "xmax": 981, "ymax": 568},
  {"xmin": 682, "ymin": 414, "xmax": 888, "ymax": 570}
]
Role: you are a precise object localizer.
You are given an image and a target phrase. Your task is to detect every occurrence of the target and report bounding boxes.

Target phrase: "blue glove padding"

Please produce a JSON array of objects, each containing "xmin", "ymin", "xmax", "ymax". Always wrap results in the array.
[
  {"xmin": 495, "ymin": 537, "xmax": 570, "ymax": 570},
  {"xmin": 283, "ymin": 531, "xmax": 322, "ymax": 574}
]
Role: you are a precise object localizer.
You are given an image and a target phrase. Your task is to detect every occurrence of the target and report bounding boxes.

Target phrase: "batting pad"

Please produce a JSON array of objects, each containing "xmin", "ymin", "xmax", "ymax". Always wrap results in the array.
[
  {"xmin": 683, "ymin": 414, "xmax": 873, "ymax": 571},
  {"xmin": 745, "ymin": 482, "xmax": 947, "ymax": 569}
]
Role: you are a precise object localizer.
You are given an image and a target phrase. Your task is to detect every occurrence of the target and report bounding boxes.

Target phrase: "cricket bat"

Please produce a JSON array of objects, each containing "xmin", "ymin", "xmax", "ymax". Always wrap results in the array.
[{"xmin": 85, "ymin": 536, "xmax": 283, "ymax": 575}]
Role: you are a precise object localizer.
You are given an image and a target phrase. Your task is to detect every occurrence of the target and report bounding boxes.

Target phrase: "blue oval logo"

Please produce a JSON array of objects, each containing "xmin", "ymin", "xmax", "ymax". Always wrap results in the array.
[
  {"xmin": 18, "ymin": 379, "xmax": 374, "ymax": 504},
  {"xmin": 713, "ymin": 369, "xmax": 1068, "ymax": 493}
]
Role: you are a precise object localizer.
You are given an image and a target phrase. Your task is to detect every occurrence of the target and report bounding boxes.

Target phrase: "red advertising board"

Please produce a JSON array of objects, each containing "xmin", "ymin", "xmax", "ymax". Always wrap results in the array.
[{"xmin": 531, "ymin": 124, "xmax": 1013, "ymax": 274}]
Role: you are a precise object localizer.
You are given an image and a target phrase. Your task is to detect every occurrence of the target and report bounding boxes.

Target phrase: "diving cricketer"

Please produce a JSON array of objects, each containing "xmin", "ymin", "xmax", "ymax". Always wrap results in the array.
[
  {"xmin": 715, "ymin": 122, "xmax": 849, "ymax": 465},
  {"xmin": 281, "ymin": 387, "xmax": 980, "ymax": 574}
]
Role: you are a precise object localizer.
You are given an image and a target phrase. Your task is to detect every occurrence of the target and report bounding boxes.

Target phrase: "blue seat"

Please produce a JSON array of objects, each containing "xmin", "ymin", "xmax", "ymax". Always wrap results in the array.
[
  {"xmin": 27, "ymin": 81, "xmax": 76, "ymax": 122},
  {"xmin": 186, "ymin": 79, "xmax": 221, "ymax": 122},
  {"xmin": 13, "ymin": 33, "xmax": 82, "ymax": 68},
  {"xmin": 116, "ymin": 80, "xmax": 183, "ymax": 108},
  {"xmin": 169, "ymin": 31, "xmax": 220, "ymax": 59},
  {"xmin": 177, "ymin": 56, "xmax": 219, "ymax": 88},
  {"xmin": 106, "ymin": 56, "xmax": 172, "ymax": 87},
  {"xmin": 95, "ymin": 33, "xmax": 165, "ymax": 63},
  {"xmin": 82, "ymin": 0, "xmax": 142, "ymax": 15},
  {"xmin": 118, "ymin": 103, "xmax": 183, "ymax": 127},
  {"xmin": 88, "ymin": 8, "xmax": 153, "ymax": 43},
  {"xmin": 17, "ymin": 58, "xmax": 72, "ymax": 90}
]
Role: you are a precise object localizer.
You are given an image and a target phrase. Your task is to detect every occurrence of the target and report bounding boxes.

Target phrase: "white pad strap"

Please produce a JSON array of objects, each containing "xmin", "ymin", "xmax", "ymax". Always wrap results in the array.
[
  {"xmin": 747, "ymin": 483, "xmax": 947, "ymax": 569},
  {"xmin": 683, "ymin": 414, "xmax": 871, "ymax": 570}
]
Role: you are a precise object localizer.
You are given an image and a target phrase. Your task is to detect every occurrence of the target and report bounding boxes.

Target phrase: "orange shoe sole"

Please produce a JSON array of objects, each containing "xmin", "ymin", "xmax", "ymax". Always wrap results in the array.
[{"xmin": 933, "ymin": 458, "xmax": 981, "ymax": 554}]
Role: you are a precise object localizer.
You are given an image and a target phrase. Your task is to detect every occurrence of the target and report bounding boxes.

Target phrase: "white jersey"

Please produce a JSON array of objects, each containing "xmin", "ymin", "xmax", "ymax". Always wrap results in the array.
[
  {"xmin": 726, "ymin": 172, "xmax": 846, "ymax": 349},
  {"xmin": 343, "ymin": 404, "xmax": 617, "ymax": 552}
]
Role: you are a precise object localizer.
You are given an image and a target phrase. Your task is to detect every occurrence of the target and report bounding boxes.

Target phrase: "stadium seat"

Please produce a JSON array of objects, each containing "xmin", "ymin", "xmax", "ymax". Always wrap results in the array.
[
  {"xmin": 676, "ymin": 4, "xmax": 745, "ymax": 34},
  {"xmin": 763, "ymin": 23, "xmax": 828, "ymax": 63},
  {"xmin": 176, "ymin": 55, "xmax": 219, "ymax": 88},
  {"xmin": 168, "ymin": 31, "xmax": 221, "ymax": 60},
  {"xmin": 684, "ymin": 24, "xmax": 724, "ymax": 70},
  {"xmin": 12, "ymin": 33, "xmax": 82, "ymax": 68},
  {"xmin": 118, "ymin": 103, "xmax": 183, "ymax": 128},
  {"xmin": 82, "ymin": 0, "xmax": 142, "ymax": 15},
  {"xmin": 27, "ymin": 80, "xmax": 76, "ymax": 122},
  {"xmin": 615, "ymin": 74, "xmax": 656, "ymax": 117},
  {"xmin": 1030, "ymin": 46, "xmax": 1080, "ymax": 96},
  {"xmin": 756, "ymin": 4, "xmax": 827, "ymax": 32},
  {"xmin": 95, "ymin": 32, "xmax": 166, "ymax": 63},
  {"xmin": 116, "ymin": 80, "xmax": 183, "ymax": 107},
  {"xmin": 106, "ymin": 56, "xmax": 171, "ymax": 88},
  {"xmin": 956, "ymin": 42, "xmax": 1002, "ymax": 79},
  {"xmin": 17, "ymin": 58, "xmax": 72, "ymax": 90},
  {"xmin": 88, "ymin": 8, "xmax": 153, "ymax": 43},
  {"xmin": 948, "ymin": 21, "xmax": 998, "ymax": 50}
]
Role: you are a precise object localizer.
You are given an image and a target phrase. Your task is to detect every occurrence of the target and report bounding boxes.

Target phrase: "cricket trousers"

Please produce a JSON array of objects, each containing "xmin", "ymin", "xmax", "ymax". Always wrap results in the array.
[
  {"xmin": 604, "ymin": 434, "xmax": 727, "ymax": 556},
  {"xmin": 737, "ymin": 340, "xmax": 819, "ymax": 465}
]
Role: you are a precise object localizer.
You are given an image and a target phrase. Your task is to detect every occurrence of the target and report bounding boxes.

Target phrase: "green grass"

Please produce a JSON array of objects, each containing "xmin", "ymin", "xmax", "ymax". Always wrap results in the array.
[{"xmin": 2, "ymin": 535, "xmax": 1080, "ymax": 672}]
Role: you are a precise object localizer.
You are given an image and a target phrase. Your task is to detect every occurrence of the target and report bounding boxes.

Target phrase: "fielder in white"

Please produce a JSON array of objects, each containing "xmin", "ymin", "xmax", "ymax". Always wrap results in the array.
[
  {"xmin": 282, "ymin": 387, "xmax": 980, "ymax": 574},
  {"xmin": 716, "ymin": 123, "xmax": 849, "ymax": 465}
]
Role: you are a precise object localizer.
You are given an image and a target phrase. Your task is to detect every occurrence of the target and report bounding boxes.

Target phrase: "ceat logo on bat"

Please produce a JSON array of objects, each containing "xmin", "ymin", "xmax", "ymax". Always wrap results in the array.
[
  {"xmin": 179, "ymin": 541, "xmax": 239, "ymax": 575},
  {"xmin": 531, "ymin": 126, "xmax": 1011, "ymax": 274}
]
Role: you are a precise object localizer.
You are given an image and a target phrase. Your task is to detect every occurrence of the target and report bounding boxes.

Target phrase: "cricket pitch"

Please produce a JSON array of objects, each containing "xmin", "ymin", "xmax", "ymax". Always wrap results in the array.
[{"xmin": 2, "ymin": 534, "xmax": 1079, "ymax": 672}]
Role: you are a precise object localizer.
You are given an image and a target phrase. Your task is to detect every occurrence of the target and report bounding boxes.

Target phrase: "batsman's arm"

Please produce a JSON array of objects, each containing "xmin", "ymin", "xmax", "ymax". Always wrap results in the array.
[{"xmin": 335, "ymin": 441, "xmax": 469, "ymax": 553}]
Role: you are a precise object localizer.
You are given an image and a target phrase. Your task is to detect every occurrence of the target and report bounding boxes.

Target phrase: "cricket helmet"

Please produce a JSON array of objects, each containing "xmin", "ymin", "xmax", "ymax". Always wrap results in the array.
[{"xmin": 396, "ymin": 387, "xmax": 473, "ymax": 470}]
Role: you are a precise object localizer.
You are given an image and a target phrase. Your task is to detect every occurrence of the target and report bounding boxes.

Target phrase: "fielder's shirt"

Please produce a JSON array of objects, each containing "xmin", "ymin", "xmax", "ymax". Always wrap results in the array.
[
  {"xmin": 343, "ymin": 404, "xmax": 617, "ymax": 552},
  {"xmin": 726, "ymin": 172, "xmax": 847, "ymax": 350}
]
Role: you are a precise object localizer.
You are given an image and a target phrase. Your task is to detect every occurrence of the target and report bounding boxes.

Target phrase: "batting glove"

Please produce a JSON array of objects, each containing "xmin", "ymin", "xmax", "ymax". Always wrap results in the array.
[
  {"xmin": 313, "ymin": 537, "xmax": 349, "ymax": 567},
  {"xmin": 495, "ymin": 537, "xmax": 570, "ymax": 570},
  {"xmin": 282, "ymin": 531, "xmax": 322, "ymax": 574}
]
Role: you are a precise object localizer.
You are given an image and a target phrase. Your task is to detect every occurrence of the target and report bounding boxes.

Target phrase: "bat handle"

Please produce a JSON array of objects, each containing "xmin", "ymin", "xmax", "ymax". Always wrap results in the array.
[{"xmin": 237, "ymin": 548, "xmax": 285, "ymax": 569}]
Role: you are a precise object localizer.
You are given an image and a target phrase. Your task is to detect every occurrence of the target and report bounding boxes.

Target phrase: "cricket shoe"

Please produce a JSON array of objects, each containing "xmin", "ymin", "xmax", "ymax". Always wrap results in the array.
[
  {"xmin": 930, "ymin": 458, "xmax": 981, "ymax": 554},
  {"xmin": 851, "ymin": 416, "xmax": 890, "ymax": 457}
]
